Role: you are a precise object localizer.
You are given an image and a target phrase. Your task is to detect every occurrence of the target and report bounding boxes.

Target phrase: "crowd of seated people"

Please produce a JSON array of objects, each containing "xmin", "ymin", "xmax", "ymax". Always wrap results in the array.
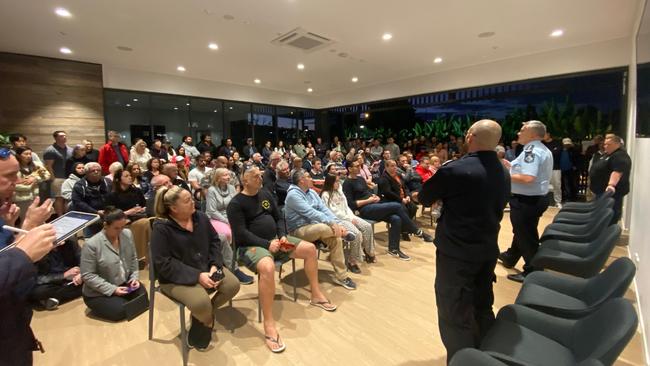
[{"xmin": 6, "ymin": 128, "xmax": 492, "ymax": 354}]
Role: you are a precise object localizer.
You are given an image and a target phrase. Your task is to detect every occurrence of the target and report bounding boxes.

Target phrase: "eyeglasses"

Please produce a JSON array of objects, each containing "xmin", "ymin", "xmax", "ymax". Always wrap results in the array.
[{"xmin": 0, "ymin": 148, "xmax": 12, "ymax": 160}]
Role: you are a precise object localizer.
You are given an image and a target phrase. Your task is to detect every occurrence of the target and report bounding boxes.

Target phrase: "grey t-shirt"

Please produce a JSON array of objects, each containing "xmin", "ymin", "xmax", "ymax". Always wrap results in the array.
[{"xmin": 43, "ymin": 144, "xmax": 74, "ymax": 178}]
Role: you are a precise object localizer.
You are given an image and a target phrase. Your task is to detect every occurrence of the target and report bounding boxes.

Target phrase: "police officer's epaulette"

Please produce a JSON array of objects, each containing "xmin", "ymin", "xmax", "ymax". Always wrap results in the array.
[{"xmin": 524, "ymin": 145, "xmax": 534, "ymax": 152}]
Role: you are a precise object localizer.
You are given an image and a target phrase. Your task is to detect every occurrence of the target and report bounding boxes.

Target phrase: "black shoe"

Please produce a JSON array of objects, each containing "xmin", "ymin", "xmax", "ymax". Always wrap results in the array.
[
  {"xmin": 498, "ymin": 251, "xmax": 517, "ymax": 269},
  {"xmin": 506, "ymin": 273, "xmax": 526, "ymax": 283},
  {"xmin": 388, "ymin": 249, "xmax": 411, "ymax": 261},
  {"xmin": 415, "ymin": 229, "xmax": 434, "ymax": 243},
  {"xmin": 188, "ymin": 317, "xmax": 212, "ymax": 351},
  {"xmin": 234, "ymin": 268, "xmax": 254, "ymax": 285},
  {"xmin": 363, "ymin": 249, "xmax": 377, "ymax": 263},
  {"xmin": 401, "ymin": 233, "xmax": 411, "ymax": 241},
  {"xmin": 40, "ymin": 298, "xmax": 59, "ymax": 311},
  {"xmin": 347, "ymin": 263, "xmax": 361, "ymax": 274}
]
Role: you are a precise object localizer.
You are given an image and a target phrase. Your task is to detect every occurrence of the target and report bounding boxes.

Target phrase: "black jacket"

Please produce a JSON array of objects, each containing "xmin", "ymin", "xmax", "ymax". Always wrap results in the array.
[
  {"xmin": 150, "ymin": 211, "xmax": 223, "ymax": 285},
  {"xmin": 71, "ymin": 178, "xmax": 109, "ymax": 214},
  {"xmin": 34, "ymin": 239, "xmax": 80, "ymax": 285},
  {"xmin": 419, "ymin": 151, "xmax": 510, "ymax": 262},
  {"xmin": 377, "ymin": 172, "xmax": 410, "ymax": 203},
  {"xmin": 197, "ymin": 141, "xmax": 219, "ymax": 158},
  {"xmin": 0, "ymin": 248, "xmax": 40, "ymax": 365}
]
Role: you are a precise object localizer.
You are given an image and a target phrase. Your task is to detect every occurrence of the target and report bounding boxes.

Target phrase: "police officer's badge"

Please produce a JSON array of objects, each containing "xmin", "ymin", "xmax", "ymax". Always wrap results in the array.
[
  {"xmin": 524, "ymin": 146, "xmax": 535, "ymax": 163},
  {"xmin": 261, "ymin": 199, "xmax": 271, "ymax": 210}
]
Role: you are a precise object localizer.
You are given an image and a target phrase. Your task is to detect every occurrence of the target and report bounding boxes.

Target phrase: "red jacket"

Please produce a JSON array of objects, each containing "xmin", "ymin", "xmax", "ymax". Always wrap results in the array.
[
  {"xmin": 98, "ymin": 142, "xmax": 129, "ymax": 175},
  {"xmin": 415, "ymin": 164, "xmax": 434, "ymax": 183}
]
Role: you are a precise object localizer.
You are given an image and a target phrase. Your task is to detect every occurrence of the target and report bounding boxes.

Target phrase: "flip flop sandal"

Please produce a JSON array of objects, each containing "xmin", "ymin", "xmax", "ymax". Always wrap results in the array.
[
  {"xmin": 309, "ymin": 299, "xmax": 338, "ymax": 312},
  {"xmin": 264, "ymin": 333, "xmax": 286, "ymax": 353}
]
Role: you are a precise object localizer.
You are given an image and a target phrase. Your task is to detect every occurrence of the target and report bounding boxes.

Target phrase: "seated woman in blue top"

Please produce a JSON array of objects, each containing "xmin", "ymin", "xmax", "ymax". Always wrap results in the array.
[
  {"xmin": 80, "ymin": 208, "xmax": 147, "ymax": 321},
  {"xmin": 151, "ymin": 185, "xmax": 240, "ymax": 350}
]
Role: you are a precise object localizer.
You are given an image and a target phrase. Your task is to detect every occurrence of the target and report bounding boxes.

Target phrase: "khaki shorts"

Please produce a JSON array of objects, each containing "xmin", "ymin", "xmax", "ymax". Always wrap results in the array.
[
  {"xmin": 238, "ymin": 236, "xmax": 301, "ymax": 273},
  {"xmin": 50, "ymin": 178, "xmax": 65, "ymax": 198}
]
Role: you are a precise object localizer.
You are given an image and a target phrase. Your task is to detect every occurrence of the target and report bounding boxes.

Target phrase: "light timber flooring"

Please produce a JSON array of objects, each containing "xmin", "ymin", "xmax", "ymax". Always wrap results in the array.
[{"xmin": 32, "ymin": 207, "xmax": 645, "ymax": 366}]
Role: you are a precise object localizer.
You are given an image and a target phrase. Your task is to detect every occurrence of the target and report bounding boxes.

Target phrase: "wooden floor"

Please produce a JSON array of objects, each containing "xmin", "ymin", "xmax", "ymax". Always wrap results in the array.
[{"xmin": 32, "ymin": 208, "xmax": 646, "ymax": 366}]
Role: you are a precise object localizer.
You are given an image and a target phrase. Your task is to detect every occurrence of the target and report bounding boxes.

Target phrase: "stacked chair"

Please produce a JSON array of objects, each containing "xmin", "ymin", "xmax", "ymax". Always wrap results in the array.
[{"xmin": 450, "ymin": 192, "xmax": 639, "ymax": 366}]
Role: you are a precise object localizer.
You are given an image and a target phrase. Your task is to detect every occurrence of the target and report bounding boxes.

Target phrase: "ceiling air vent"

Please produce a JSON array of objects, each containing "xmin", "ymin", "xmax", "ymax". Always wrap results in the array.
[{"xmin": 271, "ymin": 27, "xmax": 335, "ymax": 53}]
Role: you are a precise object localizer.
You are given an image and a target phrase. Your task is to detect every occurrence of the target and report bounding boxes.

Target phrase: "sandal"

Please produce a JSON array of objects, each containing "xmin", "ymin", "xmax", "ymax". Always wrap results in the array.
[
  {"xmin": 264, "ymin": 333, "xmax": 286, "ymax": 353},
  {"xmin": 309, "ymin": 299, "xmax": 338, "ymax": 312}
]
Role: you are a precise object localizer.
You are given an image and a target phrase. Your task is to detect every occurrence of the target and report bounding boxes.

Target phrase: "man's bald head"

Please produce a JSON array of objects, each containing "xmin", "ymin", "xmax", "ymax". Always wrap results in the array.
[{"xmin": 467, "ymin": 119, "xmax": 502, "ymax": 152}]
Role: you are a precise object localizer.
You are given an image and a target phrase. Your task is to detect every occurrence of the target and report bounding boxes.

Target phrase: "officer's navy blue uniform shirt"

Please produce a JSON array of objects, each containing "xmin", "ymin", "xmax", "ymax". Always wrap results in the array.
[
  {"xmin": 419, "ymin": 151, "xmax": 511, "ymax": 262},
  {"xmin": 510, "ymin": 140, "xmax": 553, "ymax": 196}
]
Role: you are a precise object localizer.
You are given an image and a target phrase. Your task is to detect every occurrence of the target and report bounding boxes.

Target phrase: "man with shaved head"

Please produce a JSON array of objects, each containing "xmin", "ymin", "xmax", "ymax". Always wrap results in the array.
[{"xmin": 418, "ymin": 119, "xmax": 511, "ymax": 363}]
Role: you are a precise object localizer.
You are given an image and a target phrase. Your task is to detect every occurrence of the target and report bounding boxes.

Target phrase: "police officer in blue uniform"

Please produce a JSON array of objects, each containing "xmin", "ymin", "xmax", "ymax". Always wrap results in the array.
[
  {"xmin": 498, "ymin": 120, "xmax": 553, "ymax": 282},
  {"xmin": 418, "ymin": 120, "xmax": 510, "ymax": 363}
]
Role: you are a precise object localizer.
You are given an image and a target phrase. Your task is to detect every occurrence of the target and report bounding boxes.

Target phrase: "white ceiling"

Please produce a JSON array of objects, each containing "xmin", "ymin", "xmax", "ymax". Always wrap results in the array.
[{"xmin": 0, "ymin": 0, "xmax": 640, "ymax": 99}]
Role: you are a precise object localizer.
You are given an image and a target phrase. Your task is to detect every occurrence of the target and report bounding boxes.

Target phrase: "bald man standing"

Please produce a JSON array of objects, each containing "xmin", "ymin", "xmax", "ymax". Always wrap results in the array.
[{"xmin": 418, "ymin": 120, "xmax": 510, "ymax": 363}]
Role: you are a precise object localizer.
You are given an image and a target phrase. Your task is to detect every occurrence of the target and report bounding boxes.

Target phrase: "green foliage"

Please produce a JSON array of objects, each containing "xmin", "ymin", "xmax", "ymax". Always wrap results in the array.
[
  {"xmin": 342, "ymin": 96, "xmax": 616, "ymax": 144},
  {"xmin": 0, "ymin": 133, "xmax": 10, "ymax": 148}
]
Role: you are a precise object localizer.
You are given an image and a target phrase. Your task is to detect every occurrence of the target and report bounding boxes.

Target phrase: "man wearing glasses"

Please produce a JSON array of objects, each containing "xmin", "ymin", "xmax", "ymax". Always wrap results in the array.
[{"xmin": 1, "ymin": 148, "xmax": 58, "ymax": 364}]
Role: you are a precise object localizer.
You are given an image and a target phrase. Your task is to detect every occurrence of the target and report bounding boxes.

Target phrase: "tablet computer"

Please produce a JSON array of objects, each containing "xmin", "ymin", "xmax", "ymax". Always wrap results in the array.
[{"xmin": 51, "ymin": 211, "xmax": 101, "ymax": 244}]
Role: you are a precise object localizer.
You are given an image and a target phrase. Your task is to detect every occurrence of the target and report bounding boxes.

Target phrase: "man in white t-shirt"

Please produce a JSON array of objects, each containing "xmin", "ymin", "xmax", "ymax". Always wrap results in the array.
[{"xmin": 188, "ymin": 155, "xmax": 212, "ymax": 197}]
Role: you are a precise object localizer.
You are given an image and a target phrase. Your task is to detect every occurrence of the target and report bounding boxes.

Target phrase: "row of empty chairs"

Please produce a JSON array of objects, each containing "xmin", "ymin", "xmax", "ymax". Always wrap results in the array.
[{"xmin": 451, "ymin": 192, "xmax": 639, "ymax": 366}]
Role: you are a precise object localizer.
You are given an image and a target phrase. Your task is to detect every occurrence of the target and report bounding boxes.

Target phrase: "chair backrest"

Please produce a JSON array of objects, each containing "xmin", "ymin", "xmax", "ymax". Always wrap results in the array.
[
  {"xmin": 584, "ymin": 209, "xmax": 614, "ymax": 238},
  {"xmin": 147, "ymin": 218, "xmax": 159, "ymax": 285},
  {"xmin": 578, "ymin": 224, "xmax": 622, "ymax": 277},
  {"xmin": 581, "ymin": 256, "xmax": 636, "ymax": 306},
  {"xmin": 573, "ymin": 298, "xmax": 638, "ymax": 364}
]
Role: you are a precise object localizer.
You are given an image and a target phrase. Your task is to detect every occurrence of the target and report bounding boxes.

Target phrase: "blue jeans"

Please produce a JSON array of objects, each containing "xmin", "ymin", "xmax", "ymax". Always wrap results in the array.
[{"xmin": 359, "ymin": 202, "xmax": 419, "ymax": 251}]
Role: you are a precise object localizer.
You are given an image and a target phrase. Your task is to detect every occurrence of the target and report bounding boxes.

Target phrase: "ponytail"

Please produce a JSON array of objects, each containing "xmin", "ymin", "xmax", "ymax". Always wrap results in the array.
[{"xmin": 154, "ymin": 185, "xmax": 184, "ymax": 218}]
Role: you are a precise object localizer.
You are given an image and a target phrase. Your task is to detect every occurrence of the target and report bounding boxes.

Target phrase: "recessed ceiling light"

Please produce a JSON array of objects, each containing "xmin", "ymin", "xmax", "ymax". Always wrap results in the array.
[
  {"xmin": 254, "ymin": 78, "xmax": 261, "ymax": 84},
  {"xmin": 351, "ymin": 76, "xmax": 359, "ymax": 83},
  {"xmin": 208, "ymin": 43, "xmax": 219, "ymax": 50},
  {"xmin": 550, "ymin": 29, "xmax": 564, "ymax": 37},
  {"xmin": 173, "ymin": 107, "xmax": 179, "ymax": 110},
  {"xmin": 177, "ymin": 65, "xmax": 186, "ymax": 72},
  {"xmin": 133, "ymin": 98, "xmax": 138, "ymax": 102},
  {"xmin": 126, "ymin": 103, "xmax": 131, "ymax": 107},
  {"xmin": 433, "ymin": 57, "xmax": 443, "ymax": 64},
  {"xmin": 382, "ymin": 33, "xmax": 393, "ymax": 41},
  {"xmin": 229, "ymin": 106, "xmax": 233, "ymax": 110},
  {"xmin": 186, "ymin": 102, "xmax": 190, "ymax": 106},
  {"xmin": 59, "ymin": 47, "xmax": 72, "ymax": 54},
  {"xmin": 55, "ymin": 7, "xmax": 71, "ymax": 17},
  {"xmin": 360, "ymin": 125, "xmax": 365, "ymax": 129},
  {"xmin": 307, "ymin": 88, "xmax": 313, "ymax": 93},
  {"xmin": 297, "ymin": 63, "xmax": 305, "ymax": 70},
  {"xmin": 213, "ymin": 109, "xmax": 218, "ymax": 113},
  {"xmin": 364, "ymin": 113, "xmax": 369, "ymax": 118}
]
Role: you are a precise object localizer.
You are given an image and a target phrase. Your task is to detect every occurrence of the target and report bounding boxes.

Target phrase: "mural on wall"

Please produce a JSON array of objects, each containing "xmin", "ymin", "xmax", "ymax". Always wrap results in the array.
[{"xmin": 337, "ymin": 69, "xmax": 625, "ymax": 145}]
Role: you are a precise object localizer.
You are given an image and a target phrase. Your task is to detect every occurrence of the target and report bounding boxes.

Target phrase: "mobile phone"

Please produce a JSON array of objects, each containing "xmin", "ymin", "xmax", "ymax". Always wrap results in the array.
[{"xmin": 211, "ymin": 267, "xmax": 225, "ymax": 282}]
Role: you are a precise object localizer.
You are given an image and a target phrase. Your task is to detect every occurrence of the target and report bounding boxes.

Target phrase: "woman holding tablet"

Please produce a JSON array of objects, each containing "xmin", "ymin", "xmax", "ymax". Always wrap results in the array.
[
  {"xmin": 80, "ymin": 209, "xmax": 146, "ymax": 321},
  {"xmin": 151, "ymin": 185, "xmax": 240, "ymax": 350}
]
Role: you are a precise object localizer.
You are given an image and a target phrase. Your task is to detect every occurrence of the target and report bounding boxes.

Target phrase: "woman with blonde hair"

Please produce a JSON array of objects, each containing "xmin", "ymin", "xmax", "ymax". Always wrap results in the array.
[
  {"xmin": 206, "ymin": 168, "xmax": 253, "ymax": 284},
  {"xmin": 151, "ymin": 186, "xmax": 240, "ymax": 350},
  {"xmin": 129, "ymin": 139, "xmax": 152, "ymax": 171}
]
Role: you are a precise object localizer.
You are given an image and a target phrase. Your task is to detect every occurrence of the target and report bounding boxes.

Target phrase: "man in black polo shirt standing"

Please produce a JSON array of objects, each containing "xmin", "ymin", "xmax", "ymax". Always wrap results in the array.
[
  {"xmin": 417, "ymin": 120, "xmax": 510, "ymax": 363},
  {"xmin": 588, "ymin": 134, "xmax": 631, "ymax": 225}
]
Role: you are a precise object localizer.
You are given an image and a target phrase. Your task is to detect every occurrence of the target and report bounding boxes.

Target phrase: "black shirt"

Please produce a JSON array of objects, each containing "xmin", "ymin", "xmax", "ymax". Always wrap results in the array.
[
  {"xmin": 227, "ymin": 190, "xmax": 286, "ymax": 250},
  {"xmin": 342, "ymin": 176, "xmax": 372, "ymax": 211},
  {"xmin": 150, "ymin": 211, "xmax": 223, "ymax": 285},
  {"xmin": 543, "ymin": 139, "xmax": 562, "ymax": 170},
  {"xmin": 589, "ymin": 148, "xmax": 631, "ymax": 197},
  {"xmin": 105, "ymin": 186, "xmax": 146, "ymax": 218},
  {"xmin": 419, "ymin": 151, "xmax": 511, "ymax": 262}
]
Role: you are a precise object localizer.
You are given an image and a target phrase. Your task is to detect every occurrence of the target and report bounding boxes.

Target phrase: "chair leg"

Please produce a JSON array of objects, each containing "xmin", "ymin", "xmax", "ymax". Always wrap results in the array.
[
  {"xmin": 257, "ymin": 273, "xmax": 262, "ymax": 323},
  {"xmin": 148, "ymin": 287, "xmax": 156, "ymax": 340},
  {"xmin": 179, "ymin": 306, "xmax": 188, "ymax": 366},
  {"xmin": 292, "ymin": 259, "xmax": 297, "ymax": 302}
]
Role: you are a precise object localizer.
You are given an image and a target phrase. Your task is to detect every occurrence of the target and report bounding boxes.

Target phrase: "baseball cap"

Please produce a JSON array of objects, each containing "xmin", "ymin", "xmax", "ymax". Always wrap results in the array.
[{"xmin": 562, "ymin": 138, "xmax": 573, "ymax": 145}]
